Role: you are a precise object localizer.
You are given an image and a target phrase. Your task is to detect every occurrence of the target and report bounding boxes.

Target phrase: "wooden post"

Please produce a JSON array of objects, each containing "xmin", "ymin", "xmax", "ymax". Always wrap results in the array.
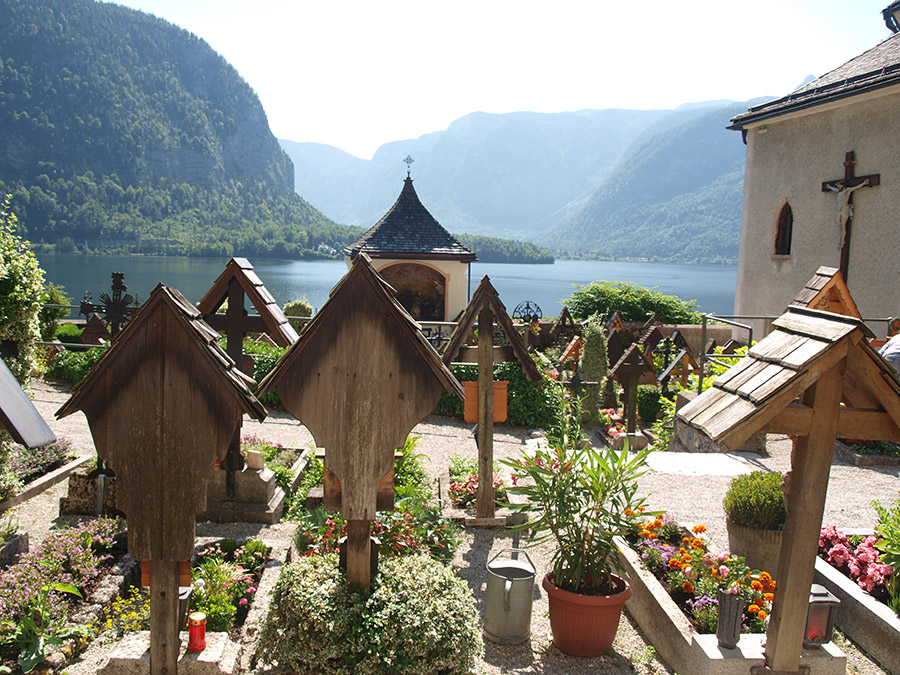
[
  {"xmin": 625, "ymin": 373, "xmax": 638, "ymax": 435},
  {"xmin": 476, "ymin": 307, "xmax": 495, "ymax": 519},
  {"xmin": 765, "ymin": 360, "xmax": 845, "ymax": 672},
  {"xmin": 149, "ymin": 560, "xmax": 180, "ymax": 675},
  {"xmin": 224, "ymin": 278, "xmax": 246, "ymax": 498},
  {"xmin": 346, "ymin": 520, "xmax": 372, "ymax": 589}
]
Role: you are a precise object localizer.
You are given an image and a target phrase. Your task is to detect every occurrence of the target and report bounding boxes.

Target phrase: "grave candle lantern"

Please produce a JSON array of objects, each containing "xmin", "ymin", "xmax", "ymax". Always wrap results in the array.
[{"xmin": 804, "ymin": 584, "xmax": 840, "ymax": 647}]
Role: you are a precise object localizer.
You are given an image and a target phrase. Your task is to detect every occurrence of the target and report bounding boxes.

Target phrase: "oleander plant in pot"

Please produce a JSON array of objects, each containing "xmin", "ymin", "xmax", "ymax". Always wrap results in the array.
[
  {"xmin": 502, "ymin": 397, "xmax": 654, "ymax": 656},
  {"xmin": 723, "ymin": 470, "xmax": 786, "ymax": 573}
]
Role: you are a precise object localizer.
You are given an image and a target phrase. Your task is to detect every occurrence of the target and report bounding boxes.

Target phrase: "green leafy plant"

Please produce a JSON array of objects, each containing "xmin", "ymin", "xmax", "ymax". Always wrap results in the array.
[
  {"xmin": 394, "ymin": 435, "xmax": 433, "ymax": 501},
  {"xmin": 579, "ymin": 314, "xmax": 609, "ymax": 426},
  {"xmin": 38, "ymin": 282, "xmax": 72, "ymax": 341},
  {"xmin": 53, "ymin": 322, "xmax": 83, "ymax": 342},
  {"xmin": 649, "ymin": 395, "xmax": 677, "ymax": 451},
  {"xmin": 636, "ymin": 385, "xmax": 662, "ymax": 423},
  {"xmin": 502, "ymin": 397, "xmax": 654, "ymax": 594},
  {"xmin": 45, "ymin": 345, "xmax": 107, "ymax": 384},
  {"xmin": 256, "ymin": 554, "xmax": 481, "ymax": 674},
  {"xmin": 190, "ymin": 539, "xmax": 267, "ymax": 631},
  {"xmin": 723, "ymin": 471, "xmax": 786, "ymax": 531},
  {"xmin": 872, "ymin": 496, "xmax": 900, "ymax": 613},
  {"xmin": 565, "ymin": 280, "xmax": 701, "ymax": 324},
  {"xmin": 0, "ymin": 582, "xmax": 86, "ymax": 673}
]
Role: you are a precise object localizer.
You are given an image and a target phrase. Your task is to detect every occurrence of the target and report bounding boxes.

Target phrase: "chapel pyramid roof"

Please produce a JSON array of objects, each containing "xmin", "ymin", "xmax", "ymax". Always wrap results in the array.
[{"xmin": 343, "ymin": 178, "xmax": 477, "ymax": 262}]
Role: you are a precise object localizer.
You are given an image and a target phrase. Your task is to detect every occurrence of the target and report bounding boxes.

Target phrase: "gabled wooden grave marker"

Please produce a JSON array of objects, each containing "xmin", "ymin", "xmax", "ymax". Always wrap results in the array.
[
  {"xmin": 57, "ymin": 285, "xmax": 266, "ymax": 675},
  {"xmin": 789, "ymin": 265, "xmax": 861, "ymax": 319},
  {"xmin": 442, "ymin": 276, "xmax": 541, "ymax": 520},
  {"xmin": 677, "ymin": 305, "xmax": 900, "ymax": 673},
  {"xmin": 605, "ymin": 311, "xmax": 626, "ymax": 335},
  {"xmin": 607, "ymin": 328, "xmax": 625, "ymax": 370},
  {"xmin": 260, "ymin": 254, "xmax": 462, "ymax": 589},
  {"xmin": 609, "ymin": 344, "xmax": 656, "ymax": 435},
  {"xmin": 657, "ymin": 349, "xmax": 699, "ymax": 389},
  {"xmin": 0, "ymin": 358, "xmax": 56, "ymax": 449},
  {"xmin": 198, "ymin": 257, "xmax": 298, "ymax": 505},
  {"xmin": 638, "ymin": 324, "xmax": 664, "ymax": 355},
  {"xmin": 560, "ymin": 335, "xmax": 583, "ymax": 370},
  {"xmin": 550, "ymin": 306, "xmax": 578, "ymax": 345}
]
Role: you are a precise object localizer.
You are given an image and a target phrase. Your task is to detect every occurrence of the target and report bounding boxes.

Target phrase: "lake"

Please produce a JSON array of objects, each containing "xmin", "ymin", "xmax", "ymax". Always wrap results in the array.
[{"xmin": 35, "ymin": 254, "xmax": 737, "ymax": 317}]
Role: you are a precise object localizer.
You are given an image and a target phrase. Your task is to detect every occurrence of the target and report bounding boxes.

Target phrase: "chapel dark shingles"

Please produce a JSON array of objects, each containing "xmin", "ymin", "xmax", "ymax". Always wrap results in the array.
[
  {"xmin": 343, "ymin": 178, "xmax": 476, "ymax": 262},
  {"xmin": 729, "ymin": 31, "xmax": 900, "ymax": 129}
]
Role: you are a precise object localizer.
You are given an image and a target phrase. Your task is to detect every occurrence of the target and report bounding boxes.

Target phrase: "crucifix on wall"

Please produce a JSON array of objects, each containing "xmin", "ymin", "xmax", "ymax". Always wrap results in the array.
[{"xmin": 821, "ymin": 151, "xmax": 880, "ymax": 282}]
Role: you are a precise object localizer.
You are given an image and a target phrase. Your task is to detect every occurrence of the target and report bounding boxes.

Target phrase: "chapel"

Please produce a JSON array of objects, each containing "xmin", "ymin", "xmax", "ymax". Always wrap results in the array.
[
  {"xmin": 343, "ymin": 163, "xmax": 476, "ymax": 321},
  {"xmin": 728, "ymin": 4, "xmax": 900, "ymax": 335}
]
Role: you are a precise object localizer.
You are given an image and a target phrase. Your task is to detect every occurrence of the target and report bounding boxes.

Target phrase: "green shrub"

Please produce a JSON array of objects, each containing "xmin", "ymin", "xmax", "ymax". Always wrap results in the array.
[
  {"xmin": 723, "ymin": 471, "xmax": 786, "ymax": 530},
  {"xmin": 435, "ymin": 360, "xmax": 563, "ymax": 429},
  {"xmin": 257, "ymin": 554, "xmax": 481, "ymax": 674},
  {"xmin": 394, "ymin": 435, "xmax": 432, "ymax": 501},
  {"xmin": 45, "ymin": 345, "xmax": 107, "ymax": 384},
  {"xmin": 240, "ymin": 339, "xmax": 286, "ymax": 408},
  {"xmin": 53, "ymin": 323, "xmax": 83, "ymax": 342},
  {"xmin": 283, "ymin": 298, "xmax": 313, "ymax": 331},
  {"xmin": 636, "ymin": 385, "xmax": 662, "ymax": 423},
  {"xmin": 565, "ymin": 280, "xmax": 701, "ymax": 324},
  {"xmin": 649, "ymin": 395, "xmax": 677, "ymax": 451},
  {"xmin": 38, "ymin": 282, "xmax": 72, "ymax": 341},
  {"xmin": 579, "ymin": 314, "xmax": 609, "ymax": 426}
]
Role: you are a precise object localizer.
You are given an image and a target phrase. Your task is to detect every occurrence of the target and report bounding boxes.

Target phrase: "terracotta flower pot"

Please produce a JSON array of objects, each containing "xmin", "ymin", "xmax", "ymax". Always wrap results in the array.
[
  {"xmin": 726, "ymin": 518, "xmax": 783, "ymax": 574},
  {"xmin": 541, "ymin": 572, "xmax": 632, "ymax": 656}
]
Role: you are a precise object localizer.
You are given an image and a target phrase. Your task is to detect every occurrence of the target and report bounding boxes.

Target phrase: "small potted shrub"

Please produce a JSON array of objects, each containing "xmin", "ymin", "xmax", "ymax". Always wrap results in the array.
[
  {"xmin": 723, "ymin": 470, "xmax": 786, "ymax": 573},
  {"xmin": 503, "ymin": 398, "xmax": 653, "ymax": 656}
]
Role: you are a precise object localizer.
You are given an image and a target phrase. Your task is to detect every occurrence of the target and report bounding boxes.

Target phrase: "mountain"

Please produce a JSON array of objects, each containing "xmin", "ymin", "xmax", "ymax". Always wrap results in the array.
[
  {"xmin": 535, "ymin": 102, "xmax": 752, "ymax": 263},
  {"xmin": 280, "ymin": 109, "xmax": 676, "ymax": 238},
  {"xmin": 280, "ymin": 102, "xmax": 752, "ymax": 263},
  {"xmin": 0, "ymin": 0, "xmax": 352, "ymax": 258}
]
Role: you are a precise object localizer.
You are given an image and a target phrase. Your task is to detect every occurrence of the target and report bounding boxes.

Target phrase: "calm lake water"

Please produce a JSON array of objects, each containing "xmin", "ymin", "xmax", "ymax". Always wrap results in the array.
[{"xmin": 35, "ymin": 254, "xmax": 737, "ymax": 317}]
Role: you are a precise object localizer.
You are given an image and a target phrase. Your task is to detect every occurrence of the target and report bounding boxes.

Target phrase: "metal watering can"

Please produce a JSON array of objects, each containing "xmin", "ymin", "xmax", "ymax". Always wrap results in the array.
[{"xmin": 483, "ymin": 548, "xmax": 535, "ymax": 645}]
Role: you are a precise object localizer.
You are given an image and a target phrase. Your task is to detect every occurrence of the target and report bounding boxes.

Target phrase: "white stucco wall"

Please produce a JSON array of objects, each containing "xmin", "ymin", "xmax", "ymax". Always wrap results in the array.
[
  {"xmin": 734, "ymin": 85, "xmax": 900, "ymax": 337},
  {"xmin": 343, "ymin": 256, "xmax": 471, "ymax": 321}
]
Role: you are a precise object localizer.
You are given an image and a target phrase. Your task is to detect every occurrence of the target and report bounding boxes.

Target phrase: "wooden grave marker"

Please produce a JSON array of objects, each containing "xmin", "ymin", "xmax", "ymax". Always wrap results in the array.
[
  {"xmin": 609, "ymin": 343, "xmax": 656, "ymax": 435},
  {"xmin": 550, "ymin": 306, "xmax": 578, "ymax": 345},
  {"xmin": 260, "ymin": 254, "xmax": 462, "ymax": 589},
  {"xmin": 197, "ymin": 257, "xmax": 298, "ymax": 505},
  {"xmin": 677, "ymin": 305, "xmax": 900, "ymax": 673},
  {"xmin": 0, "ymin": 358, "xmax": 56, "ymax": 449},
  {"xmin": 607, "ymin": 328, "xmax": 625, "ymax": 370},
  {"xmin": 57, "ymin": 284, "xmax": 266, "ymax": 675},
  {"xmin": 442, "ymin": 276, "xmax": 541, "ymax": 520}
]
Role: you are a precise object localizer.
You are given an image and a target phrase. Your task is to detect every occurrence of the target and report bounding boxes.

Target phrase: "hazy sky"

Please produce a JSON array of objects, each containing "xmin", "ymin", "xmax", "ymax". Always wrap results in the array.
[{"xmin": 108, "ymin": 0, "xmax": 894, "ymax": 159}]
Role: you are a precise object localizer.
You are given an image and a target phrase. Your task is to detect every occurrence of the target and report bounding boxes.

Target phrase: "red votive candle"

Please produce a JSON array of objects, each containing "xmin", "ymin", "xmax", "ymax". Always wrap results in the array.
[{"xmin": 188, "ymin": 611, "xmax": 207, "ymax": 651}]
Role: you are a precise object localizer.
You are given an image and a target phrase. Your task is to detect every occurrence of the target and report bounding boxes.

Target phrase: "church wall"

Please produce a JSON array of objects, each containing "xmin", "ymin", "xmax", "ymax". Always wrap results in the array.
[{"xmin": 734, "ymin": 86, "xmax": 900, "ymax": 337}]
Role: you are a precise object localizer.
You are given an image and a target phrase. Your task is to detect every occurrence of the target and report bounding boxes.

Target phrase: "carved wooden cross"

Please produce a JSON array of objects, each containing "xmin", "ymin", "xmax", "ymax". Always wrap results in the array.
[{"xmin": 821, "ymin": 151, "xmax": 880, "ymax": 282}]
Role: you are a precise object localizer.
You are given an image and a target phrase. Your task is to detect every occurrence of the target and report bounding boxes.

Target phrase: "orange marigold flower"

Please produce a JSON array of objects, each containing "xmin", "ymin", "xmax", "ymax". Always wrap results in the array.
[
  {"xmin": 624, "ymin": 508, "xmax": 634, "ymax": 516},
  {"xmin": 759, "ymin": 572, "xmax": 772, "ymax": 583},
  {"xmin": 691, "ymin": 538, "xmax": 704, "ymax": 549},
  {"xmin": 682, "ymin": 582, "xmax": 694, "ymax": 594},
  {"xmin": 637, "ymin": 506, "xmax": 646, "ymax": 512},
  {"xmin": 748, "ymin": 604, "xmax": 760, "ymax": 614},
  {"xmin": 763, "ymin": 593, "xmax": 774, "ymax": 602},
  {"xmin": 751, "ymin": 580, "xmax": 763, "ymax": 591},
  {"xmin": 682, "ymin": 537, "xmax": 692, "ymax": 545},
  {"xmin": 682, "ymin": 553, "xmax": 693, "ymax": 563},
  {"xmin": 638, "ymin": 529, "xmax": 653, "ymax": 539},
  {"xmin": 692, "ymin": 524, "xmax": 707, "ymax": 534},
  {"xmin": 647, "ymin": 532, "xmax": 658, "ymax": 540},
  {"xmin": 668, "ymin": 558, "xmax": 683, "ymax": 569},
  {"xmin": 758, "ymin": 610, "xmax": 767, "ymax": 620}
]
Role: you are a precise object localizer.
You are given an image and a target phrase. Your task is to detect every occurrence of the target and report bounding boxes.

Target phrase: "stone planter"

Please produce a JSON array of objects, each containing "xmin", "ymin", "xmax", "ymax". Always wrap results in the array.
[
  {"xmin": 615, "ymin": 536, "xmax": 846, "ymax": 675},
  {"xmin": 725, "ymin": 519, "xmax": 783, "ymax": 574},
  {"xmin": 814, "ymin": 556, "xmax": 900, "ymax": 675},
  {"xmin": 0, "ymin": 531, "xmax": 28, "ymax": 568}
]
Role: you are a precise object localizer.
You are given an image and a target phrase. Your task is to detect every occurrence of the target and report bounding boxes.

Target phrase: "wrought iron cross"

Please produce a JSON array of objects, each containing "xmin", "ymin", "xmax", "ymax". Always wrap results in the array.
[
  {"xmin": 79, "ymin": 272, "xmax": 137, "ymax": 337},
  {"xmin": 404, "ymin": 155, "xmax": 414, "ymax": 178},
  {"xmin": 821, "ymin": 151, "xmax": 880, "ymax": 282}
]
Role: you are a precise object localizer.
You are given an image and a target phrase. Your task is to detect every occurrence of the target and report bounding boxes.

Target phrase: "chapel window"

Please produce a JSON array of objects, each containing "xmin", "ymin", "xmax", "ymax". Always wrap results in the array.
[{"xmin": 774, "ymin": 203, "xmax": 793, "ymax": 255}]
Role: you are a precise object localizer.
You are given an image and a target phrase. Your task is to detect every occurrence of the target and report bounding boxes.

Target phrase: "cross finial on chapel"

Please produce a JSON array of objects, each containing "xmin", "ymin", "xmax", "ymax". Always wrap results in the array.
[{"xmin": 404, "ymin": 155, "xmax": 414, "ymax": 178}]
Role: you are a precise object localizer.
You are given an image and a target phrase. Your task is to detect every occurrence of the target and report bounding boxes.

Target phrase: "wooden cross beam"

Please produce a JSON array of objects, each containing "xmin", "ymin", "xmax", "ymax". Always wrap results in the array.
[{"xmin": 821, "ymin": 151, "xmax": 880, "ymax": 282}]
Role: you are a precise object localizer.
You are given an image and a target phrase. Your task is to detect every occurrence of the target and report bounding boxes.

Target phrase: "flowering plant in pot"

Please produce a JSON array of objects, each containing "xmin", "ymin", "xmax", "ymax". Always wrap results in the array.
[
  {"xmin": 723, "ymin": 470, "xmax": 786, "ymax": 573},
  {"xmin": 502, "ymin": 398, "xmax": 654, "ymax": 656}
]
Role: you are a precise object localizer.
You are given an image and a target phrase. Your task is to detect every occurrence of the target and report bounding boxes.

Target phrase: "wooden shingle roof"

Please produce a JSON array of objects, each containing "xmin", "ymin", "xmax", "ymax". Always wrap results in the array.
[
  {"xmin": 730, "ymin": 32, "xmax": 900, "ymax": 130},
  {"xmin": 197, "ymin": 257, "xmax": 299, "ymax": 347},
  {"xmin": 677, "ymin": 306, "xmax": 900, "ymax": 451},
  {"xmin": 789, "ymin": 266, "xmax": 860, "ymax": 318},
  {"xmin": 343, "ymin": 178, "xmax": 477, "ymax": 262}
]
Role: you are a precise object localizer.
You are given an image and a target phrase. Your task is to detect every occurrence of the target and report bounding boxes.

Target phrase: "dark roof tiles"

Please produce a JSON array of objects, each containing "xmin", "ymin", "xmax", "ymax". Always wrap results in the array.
[{"xmin": 343, "ymin": 178, "xmax": 476, "ymax": 261}]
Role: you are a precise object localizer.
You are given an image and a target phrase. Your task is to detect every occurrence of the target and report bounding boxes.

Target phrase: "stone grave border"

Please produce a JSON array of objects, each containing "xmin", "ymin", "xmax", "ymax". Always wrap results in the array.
[
  {"xmin": 833, "ymin": 439, "xmax": 900, "ymax": 467},
  {"xmin": 0, "ymin": 454, "xmax": 93, "ymax": 514}
]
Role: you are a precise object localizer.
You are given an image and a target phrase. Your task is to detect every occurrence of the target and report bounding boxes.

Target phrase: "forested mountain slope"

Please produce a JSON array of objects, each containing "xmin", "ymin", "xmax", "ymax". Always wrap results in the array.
[{"xmin": 0, "ymin": 0, "xmax": 352, "ymax": 258}]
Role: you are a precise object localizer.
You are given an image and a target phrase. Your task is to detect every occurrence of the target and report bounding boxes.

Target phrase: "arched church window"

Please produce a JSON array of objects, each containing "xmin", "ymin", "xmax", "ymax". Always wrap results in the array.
[{"xmin": 774, "ymin": 203, "xmax": 793, "ymax": 255}]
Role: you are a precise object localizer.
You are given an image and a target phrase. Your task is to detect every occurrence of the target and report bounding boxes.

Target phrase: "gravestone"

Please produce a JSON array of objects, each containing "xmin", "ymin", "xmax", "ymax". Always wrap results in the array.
[
  {"xmin": 260, "ymin": 254, "xmax": 462, "ymax": 589},
  {"xmin": 609, "ymin": 343, "xmax": 656, "ymax": 438},
  {"xmin": 57, "ymin": 284, "xmax": 266, "ymax": 675}
]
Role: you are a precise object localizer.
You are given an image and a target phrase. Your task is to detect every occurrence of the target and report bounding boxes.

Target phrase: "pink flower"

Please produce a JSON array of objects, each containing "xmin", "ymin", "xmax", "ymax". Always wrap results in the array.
[
  {"xmin": 718, "ymin": 565, "xmax": 729, "ymax": 579},
  {"xmin": 239, "ymin": 598, "xmax": 248, "ymax": 605}
]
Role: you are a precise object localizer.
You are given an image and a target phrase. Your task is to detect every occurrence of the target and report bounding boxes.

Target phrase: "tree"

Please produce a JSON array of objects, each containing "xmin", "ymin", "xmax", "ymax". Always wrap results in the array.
[
  {"xmin": 565, "ymin": 280, "xmax": 701, "ymax": 324},
  {"xmin": 0, "ymin": 196, "xmax": 44, "ymax": 385}
]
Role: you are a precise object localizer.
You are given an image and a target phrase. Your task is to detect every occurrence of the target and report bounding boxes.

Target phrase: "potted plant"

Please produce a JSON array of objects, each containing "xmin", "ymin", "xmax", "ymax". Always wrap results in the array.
[
  {"xmin": 502, "ymin": 398, "xmax": 654, "ymax": 656},
  {"xmin": 723, "ymin": 470, "xmax": 786, "ymax": 573}
]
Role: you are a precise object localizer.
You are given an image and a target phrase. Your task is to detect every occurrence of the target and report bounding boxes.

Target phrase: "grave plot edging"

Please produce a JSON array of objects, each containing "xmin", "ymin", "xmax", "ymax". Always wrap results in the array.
[
  {"xmin": 814, "ymin": 556, "xmax": 900, "ymax": 675},
  {"xmin": 616, "ymin": 535, "xmax": 693, "ymax": 674},
  {"xmin": 0, "ymin": 454, "xmax": 93, "ymax": 514}
]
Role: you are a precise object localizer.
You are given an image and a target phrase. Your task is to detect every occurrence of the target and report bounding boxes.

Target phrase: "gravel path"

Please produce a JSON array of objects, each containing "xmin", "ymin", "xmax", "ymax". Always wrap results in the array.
[{"xmin": 11, "ymin": 379, "xmax": 900, "ymax": 674}]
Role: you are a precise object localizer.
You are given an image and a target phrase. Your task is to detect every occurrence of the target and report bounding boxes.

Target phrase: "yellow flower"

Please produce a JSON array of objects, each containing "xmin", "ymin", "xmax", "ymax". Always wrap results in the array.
[
  {"xmin": 748, "ymin": 604, "xmax": 760, "ymax": 614},
  {"xmin": 751, "ymin": 580, "xmax": 763, "ymax": 591}
]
